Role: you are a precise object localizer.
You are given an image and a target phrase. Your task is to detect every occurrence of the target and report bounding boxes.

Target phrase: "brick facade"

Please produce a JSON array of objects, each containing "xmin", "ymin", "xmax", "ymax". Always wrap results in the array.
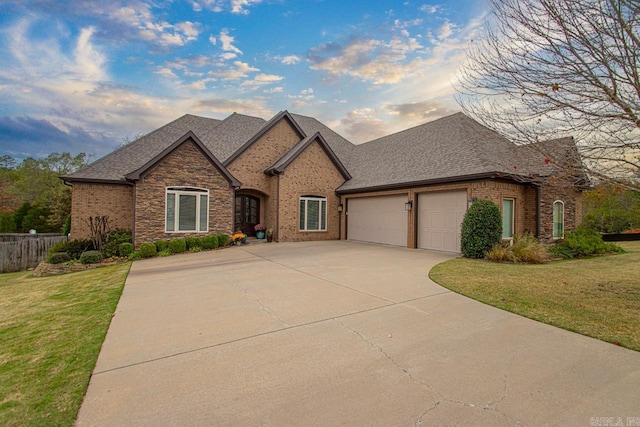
[
  {"xmin": 278, "ymin": 141, "xmax": 345, "ymax": 241},
  {"xmin": 69, "ymin": 183, "xmax": 134, "ymax": 240},
  {"xmin": 227, "ymin": 118, "xmax": 302, "ymax": 235},
  {"xmin": 133, "ymin": 140, "xmax": 234, "ymax": 247},
  {"xmin": 339, "ymin": 178, "xmax": 579, "ymax": 248}
]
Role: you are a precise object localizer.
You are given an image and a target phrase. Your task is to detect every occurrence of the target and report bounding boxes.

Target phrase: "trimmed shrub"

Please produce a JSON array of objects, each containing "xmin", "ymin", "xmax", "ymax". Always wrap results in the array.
[
  {"xmin": 48, "ymin": 239, "xmax": 94, "ymax": 260},
  {"xmin": 118, "ymin": 242, "xmax": 134, "ymax": 257},
  {"xmin": 550, "ymin": 227, "xmax": 625, "ymax": 258},
  {"xmin": 461, "ymin": 199, "xmax": 502, "ymax": 258},
  {"xmin": 168, "ymin": 238, "xmax": 187, "ymax": 254},
  {"xmin": 139, "ymin": 242, "xmax": 157, "ymax": 258},
  {"xmin": 186, "ymin": 236, "xmax": 201, "ymax": 250},
  {"xmin": 155, "ymin": 239, "xmax": 169, "ymax": 252},
  {"xmin": 216, "ymin": 234, "xmax": 230, "ymax": 247},
  {"xmin": 101, "ymin": 229, "xmax": 133, "ymax": 258},
  {"xmin": 485, "ymin": 233, "xmax": 550, "ymax": 264},
  {"xmin": 158, "ymin": 249, "xmax": 171, "ymax": 257},
  {"xmin": 49, "ymin": 241, "xmax": 68, "ymax": 255},
  {"xmin": 80, "ymin": 250, "xmax": 103, "ymax": 264},
  {"xmin": 69, "ymin": 240, "xmax": 96, "ymax": 259},
  {"xmin": 47, "ymin": 252, "xmax": 71, "ymax": 264},
  {"xmin": 201, "ymin": 234, "xmax": 219, "ymax": 249},
  {"xmin": 128, "ymin": 251, "xmax": 142, "ymax": 260}
]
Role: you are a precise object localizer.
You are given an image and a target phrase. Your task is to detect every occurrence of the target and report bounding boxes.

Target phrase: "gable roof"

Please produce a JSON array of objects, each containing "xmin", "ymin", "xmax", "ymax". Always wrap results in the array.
[
  {"xmin": 337, "ymin": 112, "xmax": 521, "ymax": 193},
  {"xmin": 223, "ymin": 111, "xmax": 306, "ymax": 166},
  {"xmin": 125, "ymin": 131, "xmax": 241, "ymax": 187},
  {"xmin": 62, "ymin": 113, "xmax": 265, "ymax": 183},
  {"xmin": 265, "ymin": 132, "xmax": 351, "ymax": 179}
]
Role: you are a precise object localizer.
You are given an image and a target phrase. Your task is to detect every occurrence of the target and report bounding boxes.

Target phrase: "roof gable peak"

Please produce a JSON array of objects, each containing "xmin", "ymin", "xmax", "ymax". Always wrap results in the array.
[{"xmin": 125, "ymin": 131, "xmax": 240, "ymax": 187}]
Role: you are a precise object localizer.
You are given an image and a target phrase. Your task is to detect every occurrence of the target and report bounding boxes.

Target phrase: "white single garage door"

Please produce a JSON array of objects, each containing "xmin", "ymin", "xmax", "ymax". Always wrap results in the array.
[
  {"xmin": 347, "ymin": 195, "xmax": 407, "ymax": 246},
  {"xmin": 418, "ymin": 191, "xmax": 467, "ymax": 252}
]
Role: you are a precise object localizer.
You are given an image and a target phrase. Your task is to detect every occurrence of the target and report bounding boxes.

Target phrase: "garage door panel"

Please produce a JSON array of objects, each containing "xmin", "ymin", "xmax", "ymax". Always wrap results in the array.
[
  {"xmin": 348, "ymin": 196, "xmax": 407, "ymax": 247},
  {"xmin": 418, "ymin": 191, "xmax": 467, "ymax": 252}
]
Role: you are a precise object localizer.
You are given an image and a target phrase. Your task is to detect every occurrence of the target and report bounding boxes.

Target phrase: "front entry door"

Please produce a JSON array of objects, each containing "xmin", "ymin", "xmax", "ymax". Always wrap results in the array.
[{"xmin": 235, "ymin": 195, "xmax": 260, "ymax": 236}]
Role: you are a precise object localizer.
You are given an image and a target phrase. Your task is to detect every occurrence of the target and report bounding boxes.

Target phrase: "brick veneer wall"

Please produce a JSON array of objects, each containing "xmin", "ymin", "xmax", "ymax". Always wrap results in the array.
[
  {"xmin": 340, "ymin": 179, "xmax": 531, "ymax": 247},
  {"xmin": 69, "ymin": 183, "xmax": 134, "ymax": 240},
  {"xmin": 133, "ymin": 140, "xmax": 234, "ymax": 247},
  {"xmin": 278, "ymin": 141, "xmax": 345, "ymax": 241},
  {"xmin": 227, "ymin": 119, "xmax": 302, "ymax": 234}
]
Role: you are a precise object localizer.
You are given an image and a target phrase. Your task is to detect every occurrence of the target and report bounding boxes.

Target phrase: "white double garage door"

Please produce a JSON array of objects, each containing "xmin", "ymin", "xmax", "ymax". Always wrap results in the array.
[{"xmin": 347, "ymin": 191, "xmax": 467, "ymax": 252}]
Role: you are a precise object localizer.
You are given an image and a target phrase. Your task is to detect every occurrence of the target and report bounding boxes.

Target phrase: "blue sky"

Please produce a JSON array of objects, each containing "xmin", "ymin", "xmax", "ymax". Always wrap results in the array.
[{"xmin": 0, "ymin": 0, "xmax": 489, "ymax": 161}]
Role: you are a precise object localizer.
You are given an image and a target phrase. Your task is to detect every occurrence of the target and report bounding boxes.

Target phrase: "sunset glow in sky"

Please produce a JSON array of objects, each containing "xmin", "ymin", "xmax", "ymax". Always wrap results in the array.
[{"xmin": 0, "ymin": 0, "xmax": 489, "ymax": 160}]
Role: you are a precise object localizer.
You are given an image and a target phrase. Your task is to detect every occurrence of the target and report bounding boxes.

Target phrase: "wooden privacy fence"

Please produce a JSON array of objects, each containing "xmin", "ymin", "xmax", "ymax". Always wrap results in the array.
[{"xmin": 0, "ymin": 234, "xmax": 68, "ymax": 273}]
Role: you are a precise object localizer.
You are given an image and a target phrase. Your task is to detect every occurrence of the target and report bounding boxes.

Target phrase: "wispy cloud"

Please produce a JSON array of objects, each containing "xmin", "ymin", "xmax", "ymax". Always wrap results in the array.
[
  {"xmin": 307, "ymin": 33, "xmax": 423, "ymax": 85},
  {"xmin": 192, "ymin": 97, "xmax": 270, "ymax": 116},
  {"xmin": 339, "ymin": 109, "xmax": 388, "ymax": 143},
  {"xmin": 281, "ymin": 55, "xmax": 301, "ymax": 65},
  {"xmin": 192, "ymin": 0, "xmax": 262, "ymax": 14},
  {"xmin": 108, "ymin": 3, "xmax": 200, "ymax": 47}
]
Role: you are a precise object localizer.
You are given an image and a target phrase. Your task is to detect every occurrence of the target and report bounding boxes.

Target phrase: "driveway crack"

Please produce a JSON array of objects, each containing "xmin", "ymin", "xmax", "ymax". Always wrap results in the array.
[{"xmin": 242, "ymin": 288, "xmax": 290, "ymax": 327}]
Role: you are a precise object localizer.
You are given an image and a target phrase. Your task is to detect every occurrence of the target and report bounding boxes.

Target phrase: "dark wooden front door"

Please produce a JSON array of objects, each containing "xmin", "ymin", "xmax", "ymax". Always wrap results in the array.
[{"xmin": 235, "ymin": 195, "xmax": 260, "ymax": 236}]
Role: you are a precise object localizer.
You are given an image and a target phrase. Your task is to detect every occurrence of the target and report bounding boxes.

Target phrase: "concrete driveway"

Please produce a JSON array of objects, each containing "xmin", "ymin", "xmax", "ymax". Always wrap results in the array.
[{"xmin": 76, "ymin": 241, "xmax": 640, "ymax": 426}]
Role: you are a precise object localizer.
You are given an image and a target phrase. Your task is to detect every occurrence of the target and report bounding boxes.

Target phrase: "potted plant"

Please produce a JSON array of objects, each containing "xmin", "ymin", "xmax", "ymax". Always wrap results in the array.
[
  {"xmin": 254, "ymin": 223, "xmax": 267, "ymax": 239},
  {"xmin": 266, "ymin": 228, "xmax": 273, "ymax": 242}
]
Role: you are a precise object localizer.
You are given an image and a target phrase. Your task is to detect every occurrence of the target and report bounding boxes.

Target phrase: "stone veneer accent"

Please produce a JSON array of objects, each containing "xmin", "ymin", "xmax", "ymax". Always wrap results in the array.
[
  {"xmin": 538, "ymin": 179, "xmax": 583, "ymax": 243},
  {"xmin": 339, "ymin": 179, "xmax": 576, "ymax": 248},
  {"xmin": 278, "ymin": 141, "xmax": 345, "ymax": 241},
  {"xmin": 133, "ymin": 140, "xmax": 234, "ymax": 247},
  {"xmin": 69, "ymin": 183, "xmax": 134, "ymax": 240}
]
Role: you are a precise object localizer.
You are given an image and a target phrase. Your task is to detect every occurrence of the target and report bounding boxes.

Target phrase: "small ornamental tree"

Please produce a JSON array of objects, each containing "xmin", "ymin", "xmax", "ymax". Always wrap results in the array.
[{"xmin": 461, "ymin": 199, "xmax": 502, "ymax": 258}]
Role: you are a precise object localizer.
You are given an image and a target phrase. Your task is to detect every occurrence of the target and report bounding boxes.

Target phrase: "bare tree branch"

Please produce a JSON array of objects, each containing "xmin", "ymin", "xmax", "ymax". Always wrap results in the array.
[{"xmin": 456, "ymin": 0, "xmax": 640, "ymax": 189}]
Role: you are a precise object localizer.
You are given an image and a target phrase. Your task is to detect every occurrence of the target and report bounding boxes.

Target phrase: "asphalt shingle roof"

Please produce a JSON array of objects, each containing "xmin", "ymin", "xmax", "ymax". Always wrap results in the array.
[
  {"xmin": 63, "ymin": 113, "xmax": 265, "ymax": 182},
  {"xmin": 64, "ymin": 110, "xmax": 583, "ymax": 191},
  {"xmin": 337, "ymin": 112, "xmax": 519, "ymax": 192}
]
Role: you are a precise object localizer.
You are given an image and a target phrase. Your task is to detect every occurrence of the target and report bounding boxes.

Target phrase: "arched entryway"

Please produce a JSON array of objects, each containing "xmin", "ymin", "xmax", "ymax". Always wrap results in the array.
[{"xmin": 234, "ymin": 193, "xmax": 260, "ymax": 236}]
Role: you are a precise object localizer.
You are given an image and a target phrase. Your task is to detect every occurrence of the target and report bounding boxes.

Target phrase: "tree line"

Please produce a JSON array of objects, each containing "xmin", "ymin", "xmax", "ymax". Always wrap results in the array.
[{"xmin": 0, "ymin": 153, "xmax": 89, "ymax": 234}]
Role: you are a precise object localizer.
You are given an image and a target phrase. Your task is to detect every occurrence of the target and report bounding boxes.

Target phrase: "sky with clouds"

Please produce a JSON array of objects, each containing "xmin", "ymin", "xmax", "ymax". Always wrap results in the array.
[{"xmin": 0, "ymin": 0, "xmax": 490, "ymax": 161}]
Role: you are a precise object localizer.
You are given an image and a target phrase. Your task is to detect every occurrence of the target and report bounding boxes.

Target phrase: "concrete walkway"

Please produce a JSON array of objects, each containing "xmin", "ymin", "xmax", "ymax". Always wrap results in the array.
[{"xmin": 76, "ymin": 241, "xmax": 640, "ymax": 426}]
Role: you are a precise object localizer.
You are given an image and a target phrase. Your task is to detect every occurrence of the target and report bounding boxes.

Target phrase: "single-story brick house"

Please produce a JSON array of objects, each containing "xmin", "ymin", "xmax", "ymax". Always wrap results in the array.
[{"xmin": 62, "ymin": 111, "xmax": 586, "ymax": 252}]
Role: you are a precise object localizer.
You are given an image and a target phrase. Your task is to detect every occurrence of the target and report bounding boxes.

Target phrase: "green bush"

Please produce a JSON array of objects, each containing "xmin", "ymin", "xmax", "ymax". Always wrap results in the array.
[
  {"xmin": 582, "ymin": 208, "xmax": 634, "ymax": 234},
  {"xmin": 216, "ymin": 234, "xmax": 230, "ymax": 247},
  {"xmin": 47, "ymin": 252, "xmax": 71, "ymax": 264},
  {"xmin": 485, "ymin": 233, "xmax": 549, "ymax": 264},
  {"xmin": 62, "ymin": 214, "xmax": 71, "ymax": 236},
  {"xmin": 128, "ymin": 251, "xmax": 142, "ymax": 260},
  {"xmin": 550, "ymin": 227, "xmax": 625, "ymax": 258},
  {"xmin": 118, "ymin": 242, "xmax": 134, "ymax": 257},
  {"xmin": 158, "ymin": 249, "xmax": 171, "ymax": 257},
  {"xmin": 155, "ymin": 239, "xmax": 169, "ymax": 252},
  {"xmin": 185, "ymin": 236, "xmax": 201, "ymax": 250},
  {"xmin": 168, "ymin": 238, "xmax": 186, "ymax": 254},
  {"xmin": 139, "ymin": 242, "xmax": 157, "ymax": 258},
  {"xmin": 80, "ymin": 250, "xmax": 103, "ymax": 264},
  {"xmin": 201, "ymin": 234, "xmax": 219, "ymax": 249},
  {"xmin": 49, "ymin": 239, "xmax": 94, "ymax": 260},
  {"xmin": 461, "ymin": 199, "xmax": 502, "ymax": 258},
  {"xmin": 101, "ymin": 229, "xmax": 133, "ymax": 258}
]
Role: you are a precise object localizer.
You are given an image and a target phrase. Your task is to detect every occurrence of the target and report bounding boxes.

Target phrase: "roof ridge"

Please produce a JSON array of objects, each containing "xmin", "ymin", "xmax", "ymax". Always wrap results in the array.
[{"xmin": 63, "ymin": 114, "xmax": 196, "ymax": 179}]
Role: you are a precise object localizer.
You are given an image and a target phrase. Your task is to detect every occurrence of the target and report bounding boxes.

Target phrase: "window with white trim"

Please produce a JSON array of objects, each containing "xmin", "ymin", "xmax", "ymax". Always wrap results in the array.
[
  {"xmin": 299, "ymin": 195, "xmax": 327, "ymax": 231},
  {"xmin": 553, "ymin": 200, "xmax": 564, "ymax": 239},
  {"xmin": 165, "ymin": 187, "xmax": 209, "ymax": 232},
  {"xmin": 502, "ymin": 198, "xmax": 514, "ymax": 239}
]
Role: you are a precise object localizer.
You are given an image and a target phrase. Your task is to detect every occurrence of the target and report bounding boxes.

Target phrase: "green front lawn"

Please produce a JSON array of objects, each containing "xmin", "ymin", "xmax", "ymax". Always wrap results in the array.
[
  {"xmin": 0, "ymin": 263, "xmax": 130, "ymax": 426},
  {"xmin": 430, "ymin": 241, "xmax": 640, "ymax": 351}
]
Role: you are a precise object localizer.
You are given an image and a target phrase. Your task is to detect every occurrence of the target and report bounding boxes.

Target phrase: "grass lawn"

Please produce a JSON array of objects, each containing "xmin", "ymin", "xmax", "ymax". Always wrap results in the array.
[
  {"xmin": 430, "ymin": 241, "xmax": 640, "ymax": 352},
  {"xmin": 0, "ymin": 263, "xmax": 130, "ymax": 427}
]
